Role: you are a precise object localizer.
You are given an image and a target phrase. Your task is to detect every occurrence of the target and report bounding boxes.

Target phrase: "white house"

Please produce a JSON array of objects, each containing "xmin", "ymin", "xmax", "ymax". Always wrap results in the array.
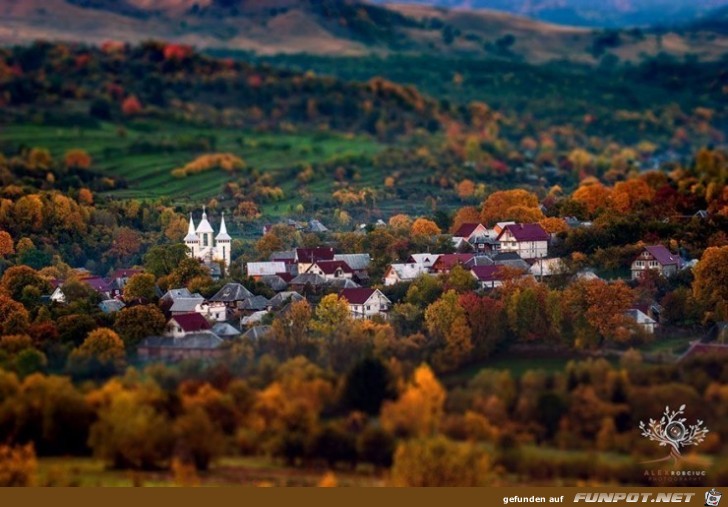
[
  {"xmin": 496, "ymin": 223, "xmax": 549, "ymax": 259},
  {"xmin": 307, "ymin": 260, "xmax": 354, "ymax": 280},
  {"xmin": 196, "ymin": 301, "xmax": 229, "ymax": 322},
  {"xmin": 383, "ymin": 263, "xmax": 431, "ymax": 286},
  {"xmin": 528, "ymin": 257, "xmax": 567, "ymax": 278},
  {"xmin": 631, "ymin": 245, "xmax": 682, "ymax": 280},
  {"xmin": 164, "ymin": 313, "xmax": 213, "ymax": 339},
  {"xmin": 339, "ymin": 288, "xmax": 391, "ymax": 320},
  {"xmin": 247, "ymin": 261, "xmax": 288, "ymax": 279},
  {"xmin": 625, "ymin": 308, "xmax": 657, "ymax": 335}
]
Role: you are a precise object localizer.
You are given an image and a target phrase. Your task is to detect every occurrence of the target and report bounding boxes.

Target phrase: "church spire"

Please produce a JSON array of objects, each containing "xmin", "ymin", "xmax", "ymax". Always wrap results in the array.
[
  {"xmin": 196, "ymin": 205, "xmax": 214, "ymax": 234},
  {"xmin": 216, "ymin": 211, "xmax": 232, "ymax": 241},
  {"xmin": 184, "ymin": 212, "xmax": 198, "ymax": 242}
]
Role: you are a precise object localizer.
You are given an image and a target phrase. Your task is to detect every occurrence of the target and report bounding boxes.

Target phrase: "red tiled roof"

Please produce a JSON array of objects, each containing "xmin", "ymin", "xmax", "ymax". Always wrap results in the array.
[
  {"xmin": 452, "ymin": 223, "xmax": 484, "ymax": 238},
  {"xmin": 339, "ymin": 288, "xmax": 376, "ymax": 305},
  {"xmin": 171, "ymin": 313, "xmax": 211, "ymax": 332},
  {"xmin": 471, "ymin": 265, "xmax": 506, "ymax": 282},
  {"xmin": 497, "ymin": 223, "xmax": 549, "ymax": 242},
  {"xmin": 314, "ymin": 260, "xmax": 353, "ymax": 275},
  {"xmin": 643, "ymin": 245, "xmax": 681, "ymax": 266},
  {"xmin": 296, "ymin": 247, "xmax": 335, "ymax": 263},
  {"xmin": 79, "ymin": 276, "xmax": 112, "ymax": 294},
  {"xmin": 432, "ymin": 253, "xmax": 474, "ymax": 271}
]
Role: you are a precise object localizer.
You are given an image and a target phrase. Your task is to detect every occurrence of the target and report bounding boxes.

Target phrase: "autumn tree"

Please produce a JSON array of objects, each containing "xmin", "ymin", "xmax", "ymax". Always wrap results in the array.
[
  {"xmin": 480, "ymin": 189, "xmax": 543, "ymax": 225},
  {"xmin": 456, "ymin": 179, "xmax": 476, "ymax": 199},
  {"xmin": 692, "ymin": 245, "xmax": 728, "ymax": 321},
  {"xmin": 0, "ymin": 295, "xmax": 30, "ymax": 336},
  {"xmin": 173, "ymin": 406, "xmax": 225, "ymax": 471},
  {"xmin": 68, "ymin": 328, "xmax": 125, "ymax": 376},
  {"xmin": 166, "ymin": 258, "xmax": 209, "ymax": 290},
  {"xmin": 312, "ymin": 294, "xmax": 351, "ymax": 335},
  {"xmin": 0, "ymin": 230, "xmax": 13, "ymax": 256},
  {"xmin": 144, "ymin": 244, "xmax": 189, "ymax": 278},
  {"xmin": 0, "ymin": 444, "xmax": 37, "ymax": 486},
  {"xmin": 425, "ymin": 290, "xmax": 473, "ymax": 371},
  {"xmin": 610, "ymin": 179, "xmax": 655, "ymax": 213},
  {"xmin": 77, "ymin": 188, "xmax": 94, "ymax": 206},
  {"xmin": 381, "ymin": 364, "xmax": 445, "ymax": 437},
  {"xmin": 388, "ymin": 214, "xmax": 412, "ymax": 232},
  {"xmin": 64, "ymin": 149, "xmax": 92, "ymax": 170},
  {"xmin": 563, "ymin": 279, "xmax": 634, "ymax": 347},
  {"xmin": 0, "ymin": 266, "xmax": 51, "ymax": 306},
  {"xmin": 121, "ymin": 95, "xmax": 143, "ymax": 116},
  {"xmin": 110, "ymin": 227, "xmax": 142, "ymax": 260},
  {"xmin": 390, "ymin": 436, "xmax": 490, "ymax": 486},
  {"xmin": 123, "ymin": 273, "xmax": 156, "ymax": 301},
  {"xmin": 450, "ymin": 207, "xmax": 481, "ymax": 233},
  {"xmin": 572, "ymin": 181, "xmax": 612, "ymax": 217},
  {"xmin": 114, "ymin": 305, "xmax": 166, "ymax": 349},
  {"xmin": 410, "ymin": 218, "xmax": 441, "ymax": 238}
]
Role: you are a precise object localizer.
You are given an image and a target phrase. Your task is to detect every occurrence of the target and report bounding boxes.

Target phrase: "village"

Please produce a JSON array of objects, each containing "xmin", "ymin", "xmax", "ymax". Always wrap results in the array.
[{"xmin": 42, "ymin": 206, "xmax": 721, "ymax": 364}]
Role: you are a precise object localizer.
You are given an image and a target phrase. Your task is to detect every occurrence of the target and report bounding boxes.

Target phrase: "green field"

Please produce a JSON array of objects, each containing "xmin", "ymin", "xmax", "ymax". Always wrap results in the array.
[{"xmin": 0, "ymin": 122, "xmax": 384, "ymax": 205}]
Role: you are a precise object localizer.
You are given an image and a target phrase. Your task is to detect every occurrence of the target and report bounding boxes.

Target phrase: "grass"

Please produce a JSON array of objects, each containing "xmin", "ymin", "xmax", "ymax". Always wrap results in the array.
[
  {"xmin": 35, "ymin": 456, "xmax": 384, "ymax": 487},
  {"xmin": 0, "ymin": 121, "xmax": 384, "ymax": 203}
]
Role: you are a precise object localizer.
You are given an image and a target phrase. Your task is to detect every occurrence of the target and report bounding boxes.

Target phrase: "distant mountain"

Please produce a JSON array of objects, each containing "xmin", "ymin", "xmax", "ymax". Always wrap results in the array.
[
  {"xmin": 1, "ymin": 0, "xmax": 726, "ymax": 63},
  {"xmin": 371, "ymin": 0, "xmax": 728, "ymax": 28}
]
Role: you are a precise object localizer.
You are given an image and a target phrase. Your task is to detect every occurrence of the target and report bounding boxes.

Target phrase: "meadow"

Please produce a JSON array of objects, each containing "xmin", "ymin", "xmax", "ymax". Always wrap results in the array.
[{"xmin": 0, "ymin": 121, "xmax": 384, "ymax": 205}]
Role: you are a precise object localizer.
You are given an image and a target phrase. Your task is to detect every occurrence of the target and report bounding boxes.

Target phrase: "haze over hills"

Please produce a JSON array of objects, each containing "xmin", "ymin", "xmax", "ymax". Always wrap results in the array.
[
  {"xmin": 1, "ymin": 0, "xmax": 727, "ymax": 63},
  {"xmin": 370, "ymin": 0, "xmax": 728, "ymax": 29}
]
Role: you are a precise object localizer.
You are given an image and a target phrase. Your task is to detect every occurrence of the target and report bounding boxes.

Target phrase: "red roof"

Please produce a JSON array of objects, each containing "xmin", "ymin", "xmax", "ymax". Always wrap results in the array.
[
  {"xmin": 497, "ymin": 223, "xmax": 549, "ymax": 242},
  {"xmin": 314, "ymin": 260, "xmax": 353, "ymax": 275},
  {"xmin": 452, "ymin": 223, "xmax": 484, "ymax": 238},
  {"xmin": 643, "ymin": 245, "xmax": 681, "ymax": 266},
  {"xmin": 296, "ymin": 247, "xmax": 335, "ymax": 263},
  {"xmin": 471, "ymin": 265, "xmax": 506, "ymax": 282},
  {"xmin": 171, "ymin": 313, "xmax": 211, "ymax": 332},
  {"xmin": 339, "ymin": 288, "xmax": 376, "ymax": 305},
  {"xmin": 432, "ymin": 253, "xmax": 474, "ymax": 271},
  {"xmin": 79, "ymin": 276, "xmax": 112, "ymax": 294}
]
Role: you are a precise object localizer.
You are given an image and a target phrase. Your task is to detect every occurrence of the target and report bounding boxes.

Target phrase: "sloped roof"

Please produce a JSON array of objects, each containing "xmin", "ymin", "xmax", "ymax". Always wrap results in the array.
[
  {"xmin": 212, "ymin": 322, "xmax": 241, "ymax": 337},
  {"xmin": 80, "ymin": 276, "xmax": 112, "ymax": 294},
  {"xmin": 247, "ymin": 261, "xmax": 288, "ymax": 277},
  {"xmin": 432, "ymin": 253, "xmax": 474, "ymax": 270},
  {"xmin": 452, "ymin": 223, "xmax": 484, "ymax": 238},
  {"xmin": 111, "ymin": 268, "xmax": 143, "ymax": 280},
  {"xmin": 209, "ymin": 283, "xmax": 254, "ymax": 302},
  {"xmin": 269, "ymin": 291, "xmax": 304, "ymax": 308},
  {"xmin": 471, "ymin": 265, "xmax": 507, "ymax": 282},
  {"xmin": 497, "ymin": 223, "xmax": 550, "ymax": 242},
  {"xmin": 161, "ymin": 288, "xmax": 193, "ymax": 302},
  {"xmin": 259, "ymin": 275, "xmax": 288, "ymax": 292},
  {"xmin": 313, "ymin": 260, "xmax": 353, "ymax": 275},
  {"xmin": 386, "ymin": 263, "xmax": 430, "ymax": 281},
  {"xmin": 295, "ymin": 247, "xmax": 335, "ymax": 263},
  {"xmin": 643, "ymin": 245, "xmax": 681, "ymax": 266},
  {"xmin": 242, "ymin": 325, "xmax": 272, "ymax": 340},
  {"xmin": 308, "ymin": 219, "xmax": 329, "ymax": 232},
  {"xmin": 238, "ymin": 295, "xmax": 270, "ymax": 311},
  {"xmin": 407, "ymin": 253, "xmax": 440, "ymax": 266},
  {"xmin": 290, "ymin": 273, "xmax": 328, "ymax": 286},
  {"xmin": 339, "ymin": 288, "xmax": 388, "ymax": 305},
  {"xmin": 169, "ymin": 297, "xmax": 204, "ymax": 314},
  {"xmin": 334, "ymin": 253, "xmax": 371, "ymax": 271},
  {"xmin": 99, "ymin": 299, "xmax": 125, "ymax": 313},
  {"xmin": 170, "ymin": 313, "xmax": 211, "ymax": 332},
  {"xmin": 328, "ymin": 278, "xmax": 361, "ymax": 289}
]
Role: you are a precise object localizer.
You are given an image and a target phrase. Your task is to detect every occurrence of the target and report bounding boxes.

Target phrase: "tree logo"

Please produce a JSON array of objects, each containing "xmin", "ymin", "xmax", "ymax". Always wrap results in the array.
[{"xmin": 639, "ymin": 404, "xmax": 709, "ymax": 464}]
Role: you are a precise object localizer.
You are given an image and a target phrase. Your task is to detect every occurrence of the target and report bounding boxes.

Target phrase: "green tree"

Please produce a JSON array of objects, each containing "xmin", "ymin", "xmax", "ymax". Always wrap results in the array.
[
  {"xmin": 114, "ymin": 305, "xmax": 166, "ymax": 350},
  {"xmin": 123, "ymin": 273, "xmax": 156, "ymax": 301}
]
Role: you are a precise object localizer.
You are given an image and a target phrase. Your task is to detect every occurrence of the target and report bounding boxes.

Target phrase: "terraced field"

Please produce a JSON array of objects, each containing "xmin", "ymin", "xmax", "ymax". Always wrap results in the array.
[{"xmin": 0, "ymin": 121, "xmax": 384, "ymax": 202}]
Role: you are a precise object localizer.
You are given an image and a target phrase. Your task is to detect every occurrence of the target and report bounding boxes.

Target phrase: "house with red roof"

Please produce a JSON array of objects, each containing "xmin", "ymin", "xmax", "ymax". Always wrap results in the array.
[
  {"xmin": 307, "ymin": 260, "xmax": 354, "ymax": 280},
  {"xmin": 470, "ymin": 265, "xmax": 510, "ymax": 289},
  {"xmin": 339, "ymin": 288, "xmax": 391, "ymax": 320},
  {"xmin": 431, "ymin": 253, "xmax": 474, "ymax": 274},
  {"xmin": 165, "ymin": 313, "xmax": 212, "ymax": 339},
  {"xmin": 295, "ymin": 247, "xmax": 336, "ymax": 274},
  {"xmin": 452, "ymin": 223, "xmax": 488, "ymax": 241},
  {"xmin": 496, "ymin": 223, "xmax": 549, "ymax": 259},
  {"xmin": 631, "ymin": 245, "xmax": 683, "ymax": 280}
]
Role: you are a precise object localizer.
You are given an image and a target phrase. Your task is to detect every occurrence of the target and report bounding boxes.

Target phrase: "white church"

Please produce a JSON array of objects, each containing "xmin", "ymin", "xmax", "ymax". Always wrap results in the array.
[{"xmin": 184, "ymin": 207, "xmax": 232, "ymax": 270}]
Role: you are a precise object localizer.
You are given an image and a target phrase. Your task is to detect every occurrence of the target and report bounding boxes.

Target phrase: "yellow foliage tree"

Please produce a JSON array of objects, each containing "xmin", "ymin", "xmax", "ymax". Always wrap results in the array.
[{"xmin": 381, "ymin": 364, "xmax": 445, "ymax": 437}]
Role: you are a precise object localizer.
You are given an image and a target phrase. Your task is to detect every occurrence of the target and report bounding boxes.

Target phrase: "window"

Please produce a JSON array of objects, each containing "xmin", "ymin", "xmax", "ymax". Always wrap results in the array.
[
  {"xmin": 203, "ymin": 234, "xmax": 209, "ymax": 247},
  {"xmin": 366, "ymin": 305, "xmax": 371, "ymax": 311}
]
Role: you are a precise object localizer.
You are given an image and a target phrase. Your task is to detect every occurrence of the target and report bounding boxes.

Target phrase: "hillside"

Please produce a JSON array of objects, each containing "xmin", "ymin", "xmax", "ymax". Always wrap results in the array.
[
  {"xmin": 371, "ymin": 0, "xmax": 728, "ymax": 28},
  {"xmin": 1, "ymin": 0, "xmax": 727, "ymax": 63}
]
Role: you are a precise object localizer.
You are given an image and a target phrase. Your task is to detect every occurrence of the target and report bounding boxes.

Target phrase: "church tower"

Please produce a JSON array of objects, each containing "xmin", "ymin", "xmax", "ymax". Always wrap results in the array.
[
  {"xmin": 184, "ymin": 213, "xmax": 199, "ymax": 258},
  {"xmin": 215, "ymin": 212, "xmax": 232, "ymax": 269},
  {"xmin": 195, "ymin": 205, "xmax": 215, "ymax": 262}
]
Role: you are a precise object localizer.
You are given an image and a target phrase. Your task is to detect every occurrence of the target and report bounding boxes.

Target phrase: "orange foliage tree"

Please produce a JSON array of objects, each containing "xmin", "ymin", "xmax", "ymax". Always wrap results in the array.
[
  {"xmin": 480, "ymin": 189, "xmax": 543, "ymax": 225},
  {"xmin": 410, "ymin": 218, "xmax": 441, "ymax": 238}
]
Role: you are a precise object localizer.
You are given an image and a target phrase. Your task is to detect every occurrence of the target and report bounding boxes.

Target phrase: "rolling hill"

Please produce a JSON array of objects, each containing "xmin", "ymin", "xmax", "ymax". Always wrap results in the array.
[
  {"xmin": 370, "ymin": 0, "xmax": 728, "ymax": 29},
  {"xmin": 1, "ymin": 0, "xmax": 727, "ymax": 63}
]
